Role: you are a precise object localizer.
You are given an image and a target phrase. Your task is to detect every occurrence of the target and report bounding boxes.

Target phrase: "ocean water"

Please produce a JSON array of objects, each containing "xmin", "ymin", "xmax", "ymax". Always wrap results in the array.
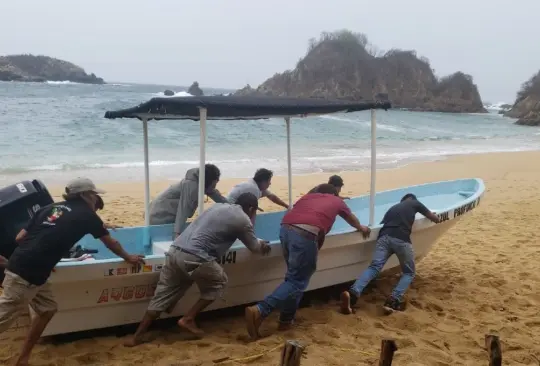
[{"xmin": 0, "ymin": 81, "xmax": 538, "ymax": 186}]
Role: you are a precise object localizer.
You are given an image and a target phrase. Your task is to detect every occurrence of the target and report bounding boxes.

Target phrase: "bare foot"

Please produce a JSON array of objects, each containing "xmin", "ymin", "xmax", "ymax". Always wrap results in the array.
[
  {"xmin": 177, "ymin": 317, "xmax": 204, "ymax": 336},
  {"xmin": 340, "ymin": 291, "xmax": 352, "ymax": 315},
  {"xmin": 245, "ymin": 305, "xmax": 262, "ymax": 340},
  {"xmin": 123, "ymin": 336, "xmax": 146, "ymax": 347}
]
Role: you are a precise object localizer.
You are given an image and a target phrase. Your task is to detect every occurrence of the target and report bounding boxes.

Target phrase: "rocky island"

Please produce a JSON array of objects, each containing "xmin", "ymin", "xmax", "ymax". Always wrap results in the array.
[
  {"xmin": 235, "ymin": 30, "xmax": 487, "ymax": 113},
  {"xmin": 187, "ymin": 81, "xmax": 204, "ymax": 96},
  {"xmin": 504, "ymin": 70, "xmax": 540, "ymax": 126},
  {"xmin": 0, "ymin": 54, "xmax": 105, "ymax": 84}
]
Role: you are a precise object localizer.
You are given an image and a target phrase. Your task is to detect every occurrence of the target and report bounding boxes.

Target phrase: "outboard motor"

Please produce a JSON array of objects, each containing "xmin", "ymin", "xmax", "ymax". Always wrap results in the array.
[{"xmin": 0, "ymin": 180, "xmax": 54, "ymax": 282}]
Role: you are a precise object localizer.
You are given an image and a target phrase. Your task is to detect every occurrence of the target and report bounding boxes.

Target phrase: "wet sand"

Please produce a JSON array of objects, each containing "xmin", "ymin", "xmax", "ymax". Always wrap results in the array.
[{"xmin": 1, "ymin": 151, "xmax": 540, "ymax": 365}]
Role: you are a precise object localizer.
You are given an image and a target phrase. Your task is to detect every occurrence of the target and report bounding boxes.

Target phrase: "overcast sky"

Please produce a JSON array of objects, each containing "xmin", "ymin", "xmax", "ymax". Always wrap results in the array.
[{"xmin": 2, "ymin": 0, "xmax": 539, "ymax": 103}]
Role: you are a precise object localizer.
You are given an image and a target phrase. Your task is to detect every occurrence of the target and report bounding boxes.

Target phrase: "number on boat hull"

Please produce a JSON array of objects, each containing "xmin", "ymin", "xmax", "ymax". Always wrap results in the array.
[{"xmin": 217, "ymin": 251, "xmax": 236, "ymax": 265}]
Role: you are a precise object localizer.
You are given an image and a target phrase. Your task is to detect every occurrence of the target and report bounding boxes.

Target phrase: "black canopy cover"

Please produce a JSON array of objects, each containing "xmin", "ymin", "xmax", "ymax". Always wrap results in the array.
[{"xmin": 104, "ymin": 95, "xmax": 391, "ymax": 121}]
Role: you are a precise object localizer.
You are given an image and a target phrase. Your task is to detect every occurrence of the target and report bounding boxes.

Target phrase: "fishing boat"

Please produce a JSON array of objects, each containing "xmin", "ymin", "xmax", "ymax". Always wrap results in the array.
[{"xmin": 3, "ymin": 96, "xmax": 484, "ymax": 337}]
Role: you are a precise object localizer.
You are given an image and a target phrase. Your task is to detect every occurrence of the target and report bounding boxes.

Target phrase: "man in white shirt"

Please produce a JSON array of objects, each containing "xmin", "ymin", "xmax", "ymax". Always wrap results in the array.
[{"xmin": 227, "ymin": 168, "xmax": 289, "ymax": 211}]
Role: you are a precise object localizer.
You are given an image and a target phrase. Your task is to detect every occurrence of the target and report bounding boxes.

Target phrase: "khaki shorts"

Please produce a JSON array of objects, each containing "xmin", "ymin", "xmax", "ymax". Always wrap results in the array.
[
  {"xmin": 148, "ymin": 247, "xmax": 227, "ymax": 313},
  {"xmin": 0, "ymin": 270, "xmax": 57, "ymax": 333}
]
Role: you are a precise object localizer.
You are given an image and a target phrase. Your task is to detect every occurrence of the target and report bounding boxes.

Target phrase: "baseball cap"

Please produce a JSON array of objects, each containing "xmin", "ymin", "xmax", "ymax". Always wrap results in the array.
[
  {"xmin": 328, "ymin": 175, "xmax": 344, "ymax": 187},
  {"xmin": 65, "ymin": 177, "xmax": 106, "ymax": 195}
]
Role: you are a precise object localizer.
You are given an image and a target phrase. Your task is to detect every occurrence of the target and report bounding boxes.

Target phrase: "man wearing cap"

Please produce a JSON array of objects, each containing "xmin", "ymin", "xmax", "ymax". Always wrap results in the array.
[
  {"xmin": 0, "ymin": 177, "xmax": 145, "ymax": 366},
  {"xmin": 309, "ymin": 175, "xmax": 350, "ymax": 200},
  {"xmin": 125, "ymin": 193, "xmax": 271, "ymax": 347}
]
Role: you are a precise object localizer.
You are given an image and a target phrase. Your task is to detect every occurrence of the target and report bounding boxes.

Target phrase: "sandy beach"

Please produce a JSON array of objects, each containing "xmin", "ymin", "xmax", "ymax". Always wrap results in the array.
[{"xmin": 1, "ymin": 151, "xmax": 540, "ymax": 365}]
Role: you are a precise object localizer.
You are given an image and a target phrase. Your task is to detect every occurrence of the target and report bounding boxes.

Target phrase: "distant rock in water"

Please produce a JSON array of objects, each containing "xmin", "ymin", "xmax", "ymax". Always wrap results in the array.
[
  {"xmin": 187, "ymin": 81, "xmax": 204, "ymax": 96},
  {"xmin": 163, "ymin": 89, "xmax": 175, "ymax": 96},
  {"xmin": 234, "ymin": 30, "xmax": 486, "ymax": 113},
  {"xmin": 504, "ymin": 70, "xmax": 540, "ymax": 126},
  {"xmin": 0, "ymin": 54, "xmax": 105, "ymax": 84}
]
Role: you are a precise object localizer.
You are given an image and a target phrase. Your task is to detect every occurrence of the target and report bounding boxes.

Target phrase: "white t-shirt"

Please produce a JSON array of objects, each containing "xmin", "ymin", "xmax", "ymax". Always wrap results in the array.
[{"xmin": 227, "ymin": 179, "xmax": 271, "ymax": 203}]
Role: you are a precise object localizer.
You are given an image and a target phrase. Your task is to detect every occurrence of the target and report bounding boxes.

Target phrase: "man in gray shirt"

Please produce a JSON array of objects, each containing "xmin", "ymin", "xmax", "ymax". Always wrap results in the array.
[
  {"xmin": 227, "ymin": 168, "xmax": 289, "ymax": 211},
  {"xmin": 125, "ymin": 193, "xmax": 271, "ymax": 346},
  {"xmin": 148, "ymin": 164, "xmax": 228, "ymax": 238}
]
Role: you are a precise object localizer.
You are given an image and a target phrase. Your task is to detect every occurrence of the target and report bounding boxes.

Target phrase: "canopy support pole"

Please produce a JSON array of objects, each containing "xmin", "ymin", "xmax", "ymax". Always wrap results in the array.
[
  {"xmin": 285, "ymin": 117, "xmax": 292, "ymax": 209},
  {"xmin": 198, "ymin": 108, "xmax": 208, "ymax": 215},
  {"xmin": 142, "ymin": 118, "xmax": 150, "ymax": 226},
  {"xmin": 369, "ymin": 109, "xmax": 377, "ymax": 226}
]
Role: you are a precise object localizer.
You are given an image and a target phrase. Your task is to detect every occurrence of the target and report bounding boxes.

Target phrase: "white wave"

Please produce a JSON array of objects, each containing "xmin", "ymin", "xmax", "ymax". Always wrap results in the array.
[
  {"xmin": 319, "ymin": 115, "xmax": 403, "ymax": 132},
  {"xmin": 45, "ymin": 80, "xmax": 81, "ymax": 85},
  {"xmin": 153, "ymin": 91, "xmax": 193, "ymax": 97},
  {"xmin": 484, "ymin": 101, "xmax": 511, "ymax": 111}
]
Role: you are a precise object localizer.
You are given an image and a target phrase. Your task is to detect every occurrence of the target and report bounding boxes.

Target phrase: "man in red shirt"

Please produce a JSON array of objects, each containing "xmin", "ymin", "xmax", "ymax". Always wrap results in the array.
[{"xmin": 244, "ymin": 184, "xmax": 371, "ymax": 340}]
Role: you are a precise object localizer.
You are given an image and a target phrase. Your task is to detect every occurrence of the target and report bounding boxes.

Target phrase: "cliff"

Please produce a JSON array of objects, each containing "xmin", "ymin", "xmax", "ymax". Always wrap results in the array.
[
  {"xmin": 187, "ymin": 81, "xmax": 204, "ymax": 96},
  {"xmin": 504, "ymin": 70, "xmax": 540, "ymax": 126},
  {"xmin": 235, "ymin": 30, "xmax": 486, "ymax": 113},
  {"xmin": 0, "ymin": 54, "xmax": 105, "ymax": 84}
]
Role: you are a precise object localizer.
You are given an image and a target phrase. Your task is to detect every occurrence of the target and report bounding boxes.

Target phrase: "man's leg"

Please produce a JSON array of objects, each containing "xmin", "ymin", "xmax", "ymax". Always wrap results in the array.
[
  {"xmin": 383, "ymin": 238, "xmax": 415, "ymax": 313},
  {"xmin": 277, "ymin": 234, "xmax": 318, "ymax": 327},
  {"xmin": 0, "ymin": 272, "xmax": 31, "ymax": 335},
  {"xmin": 340, "ymin": 236, "xmax": 391, "ymax": 314},
  {"xmin": 125, "ymin": 252, "xmax": 190, "ymax": 347},
  {"xmin": 178, "ymin": 260, "xmax": 227, "ymax": 336},
  {"xmin": 14, "ymin": 283, "xmax": 58, "ymax": 366},
  {"xmin": 245, "ymin": 227, "xmax": 315, "ymax": 340}
]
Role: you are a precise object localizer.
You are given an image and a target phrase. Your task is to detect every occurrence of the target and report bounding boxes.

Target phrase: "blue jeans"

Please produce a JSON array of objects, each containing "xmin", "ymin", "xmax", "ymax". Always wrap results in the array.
[
  {"xmin": 349, "ymin": 235, "xmax": 415, "ymax": 302},
  {"xmin": 257, "ymin": 226, "xmax": 318, "ymax": 324}
]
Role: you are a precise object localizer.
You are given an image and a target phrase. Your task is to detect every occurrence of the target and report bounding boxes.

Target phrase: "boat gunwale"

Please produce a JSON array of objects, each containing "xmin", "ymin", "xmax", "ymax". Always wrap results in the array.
[{"xmin": 54, "ymin": 177, "xmax": 485, "ymax": 268}]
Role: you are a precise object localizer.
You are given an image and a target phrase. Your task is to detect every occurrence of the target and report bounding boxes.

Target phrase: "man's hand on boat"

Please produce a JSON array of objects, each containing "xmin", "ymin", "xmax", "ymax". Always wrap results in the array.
[
  {"xmin": 258, "ymin": 239, "xmax": 271, "ymax": 255},
  {"xmin": 124, "ymin": 254, "xmax": 146, "ymax": 265},
  {"xmin": 359, "ymin": 225, "xmax": 371, "ymax": 239},
  {"xmin": 99, "ymin": 234, "xmax": 146, "ymax": 265}
]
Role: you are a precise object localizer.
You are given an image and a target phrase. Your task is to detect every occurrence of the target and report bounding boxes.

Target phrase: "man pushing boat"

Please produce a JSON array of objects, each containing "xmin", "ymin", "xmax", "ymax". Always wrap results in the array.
[
  {"xmin": 340, "ymin": 193, "xmax": 440, "ymax": 315},
  {"xmin": 309, "ymin": 175, "xmax": 350, "ymax": 200},
  {"xmin": 244, "ymin": 183, "xmax": 371, "ymax": 340},
  {"xmin": 125, "ymin": 192, "xmax": 271, "ymax": 347},
  {"xmin": 0, "ymin": 177, "xmax": 145, "ymax": 366},
  {"xmin": 149, "ymin": 164, "xmax": 228, "ymax": 238},
  {"xmin": 227, "ymin": 168, "xmax": 289, "ymax": 211}
]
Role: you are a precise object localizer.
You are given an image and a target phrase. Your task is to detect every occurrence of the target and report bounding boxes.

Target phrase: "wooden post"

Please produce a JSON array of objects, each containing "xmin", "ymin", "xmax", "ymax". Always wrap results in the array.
[
  {"xmin": 280, "ymin": 340, "xmax": 305, "ymax": 366},
  {"xmin": 378, "ymin": 339, "xmax": 398, "ymax": 366},
  {"xmin": 485, "ymin": 334, "xmax": 502, "ymax": 366}
]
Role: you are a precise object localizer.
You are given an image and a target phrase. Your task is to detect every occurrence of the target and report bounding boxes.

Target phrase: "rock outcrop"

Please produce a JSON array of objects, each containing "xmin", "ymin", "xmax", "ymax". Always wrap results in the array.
[
  {"xmin": 163, "ymin": 89, "xmax": 175, "ymax": 96},
  {"xmin": 187, "ymin": 81, "xmax": 204, "ymax": 96},
  {"xmin": 0, "ymin": 54, "xmax": 104, "ymax": 84},
  {"xmin": 504, "ymin": 70, "xmax": 540, "ymax": 126},
  {"xmin": 235, "ymin": 30, "xmax": 486, "ymax": 113}
]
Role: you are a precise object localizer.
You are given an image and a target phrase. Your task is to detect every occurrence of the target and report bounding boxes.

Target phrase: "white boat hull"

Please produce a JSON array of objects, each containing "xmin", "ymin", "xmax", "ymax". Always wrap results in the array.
[{"xmin": 3, "ymin": 179, "xmax": 482, "ymax": 338}]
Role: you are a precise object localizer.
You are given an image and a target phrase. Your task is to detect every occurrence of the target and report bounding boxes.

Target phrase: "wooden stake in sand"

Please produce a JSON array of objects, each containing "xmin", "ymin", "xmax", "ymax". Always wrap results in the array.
[
  {"xmin": 378, "ymin": 339, "xmax": 398, "ymax": 366},
  {"xmin": 279, "ymin": 340, "xmax": 305, "ymax": 366},
  {"xmin": 485, "ymin": 334, "xmax": 502, "ymax": 366}
]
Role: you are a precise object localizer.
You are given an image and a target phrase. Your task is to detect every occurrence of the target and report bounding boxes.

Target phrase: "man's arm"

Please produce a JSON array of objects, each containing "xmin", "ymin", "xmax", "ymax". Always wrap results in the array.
[
  {"xmin": 266, "ymin": 193, "xmax": 289, "ymax": 209},
  {"xmin": 236, "ymin": 223, "xmax": 270, "ymax": 255},
  {"xmin": 99, "ymin": 235, "xmax": 145, "ymax": 264},
  {"xmin": 15, "ymin": 229, "xmax": 27, "ymax": 243},
  {"xmin": 342, "ymin": 212, "xmax": 371, "ymax": 238},
  {"xmin": 416, "ymin": 201, "xmax": 440, "ymax": 223},
  {"xmin": 208, "ymin": 189, "xmax": 229, "ymax": 204}
]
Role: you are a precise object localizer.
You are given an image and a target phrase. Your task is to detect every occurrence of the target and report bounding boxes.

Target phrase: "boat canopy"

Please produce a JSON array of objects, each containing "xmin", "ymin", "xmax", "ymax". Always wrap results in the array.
[
  {"xmin": 104, "ymin": 95, "xmax": 391, "ymax": 121},
  {"xmin": 103, "ymin": 95, "xmax": 392, "ymax": 232}
]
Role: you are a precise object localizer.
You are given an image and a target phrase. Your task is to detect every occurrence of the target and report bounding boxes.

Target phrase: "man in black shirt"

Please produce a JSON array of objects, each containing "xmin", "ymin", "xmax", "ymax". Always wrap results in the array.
[
  {"xmin": 340, "ymin": 193, "xmax": 440, "ymax": 315},
  {"xmin": 0, "ymin": 177, "xmax": 145, "ymax": 366}
]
